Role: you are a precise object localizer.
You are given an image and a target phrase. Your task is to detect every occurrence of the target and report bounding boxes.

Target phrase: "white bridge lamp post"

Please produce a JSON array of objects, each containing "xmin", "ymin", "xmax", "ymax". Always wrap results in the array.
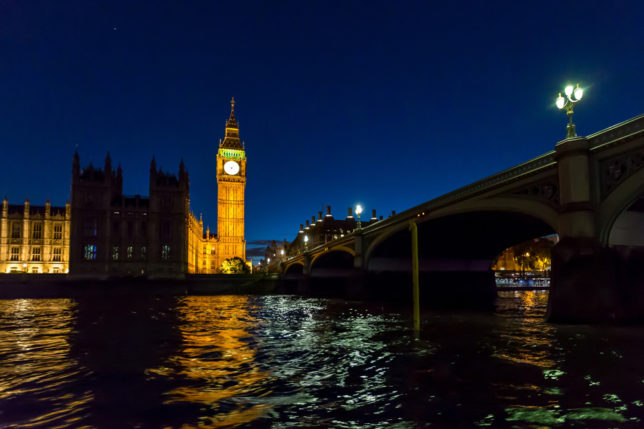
[
  {"xmin": 355, "ymin": 204, "xmax": 363, "ymax": 230},
  {"xmin": 556, "ymin": 83, "xmax": 584, "ymax": 138}
]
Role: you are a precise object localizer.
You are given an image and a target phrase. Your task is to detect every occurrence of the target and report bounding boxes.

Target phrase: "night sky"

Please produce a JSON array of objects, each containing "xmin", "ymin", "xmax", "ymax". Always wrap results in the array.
[{"xmin": 1, "ymin": 1, "xmax": 642, "ymax": 252}]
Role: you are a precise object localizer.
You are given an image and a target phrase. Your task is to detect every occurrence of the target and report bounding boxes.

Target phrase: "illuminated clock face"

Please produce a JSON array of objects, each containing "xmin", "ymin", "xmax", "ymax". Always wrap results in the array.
[{"xmin": 223, "ymin": 160, "xmax": 240, "ymax": 175}]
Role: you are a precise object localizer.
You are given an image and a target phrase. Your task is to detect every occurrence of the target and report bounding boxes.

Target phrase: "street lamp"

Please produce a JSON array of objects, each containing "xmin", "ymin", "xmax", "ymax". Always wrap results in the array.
[
  {"xmin": 555, "ymin": 83, "xmax": 584, "ymax": 138},
  {"xmin": 355, "ymin": 204, "xmax": 363, "ymax": 229},
  {"xmin": 304, "ymin": 234, "xmax": 309, "ymax": 250}
]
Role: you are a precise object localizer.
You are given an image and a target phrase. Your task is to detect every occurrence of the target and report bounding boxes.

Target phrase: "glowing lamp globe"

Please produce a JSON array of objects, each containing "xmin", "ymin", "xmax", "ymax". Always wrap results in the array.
[
  {"xmin": 565, "ymin": 85, "xmax": 574, "ymax": 97},
  {"xmin": 556, "ymin": 94, "xmax": 565, "ymax": 109},
  {"xmin": 574, "ymin": 86, "xmax": 583, "ymax": 100},
  {"xmin": 356, "ymin": 204, "xmax": 363, "ymax": 216}
]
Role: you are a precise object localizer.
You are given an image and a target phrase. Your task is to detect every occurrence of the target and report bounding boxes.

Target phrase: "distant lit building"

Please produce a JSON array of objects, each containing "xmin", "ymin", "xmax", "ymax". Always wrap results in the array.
[
  {"xmin": 288, "ymin": 206, "xmax": 386, "ymax": 255},
  {"xmin": 264, "ymin": 240, "xmax": 288, "ymax": 264},
  {"xmin": 0, "ymin": 198, "xmax": 71, "ymax": 273},
  {"xmin": 491, "ymin": 236, "xmax": 558, "ymax": 273}
]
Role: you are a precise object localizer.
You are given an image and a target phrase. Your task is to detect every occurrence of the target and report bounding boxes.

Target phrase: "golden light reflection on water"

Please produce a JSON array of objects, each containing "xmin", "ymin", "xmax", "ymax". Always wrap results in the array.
[
  {"xmin": 0, "ymin": 298, "xmax": 92, "ymax": 427},
  {"xmin": 148, "ymin": 295, "xmax": 272, "ymax": 428},
  {"xmin": 495, "ymin": 291, "xmax": 558, "ymax": 369}
]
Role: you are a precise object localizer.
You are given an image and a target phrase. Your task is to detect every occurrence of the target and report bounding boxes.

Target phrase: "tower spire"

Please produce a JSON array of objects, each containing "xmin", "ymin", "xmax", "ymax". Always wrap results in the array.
[
  {"xmin": 226, "ymin": 97, "xmax": 238, "ymax": 129},
  {"xmin": 220, "ymin": 97, "xmax": 243, "ymax": 149}
]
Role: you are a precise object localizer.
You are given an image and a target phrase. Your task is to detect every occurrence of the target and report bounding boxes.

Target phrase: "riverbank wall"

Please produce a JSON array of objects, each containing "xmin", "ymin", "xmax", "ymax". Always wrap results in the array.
[{"xmin": 0, "ymin": 274, "xmax": 282, "ymax": 299}]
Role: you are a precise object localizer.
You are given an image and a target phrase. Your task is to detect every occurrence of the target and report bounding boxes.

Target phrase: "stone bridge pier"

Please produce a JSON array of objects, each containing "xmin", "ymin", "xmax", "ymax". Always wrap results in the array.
[{"xmin": 548, "ymin": 135, "xmax": 644, "ymax": 322}]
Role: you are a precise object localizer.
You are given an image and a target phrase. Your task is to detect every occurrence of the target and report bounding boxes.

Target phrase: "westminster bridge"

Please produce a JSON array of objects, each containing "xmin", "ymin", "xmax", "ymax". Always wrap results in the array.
[{"xmin": 282, "ymin": 114, "xmax": 644, "ymax": 322}]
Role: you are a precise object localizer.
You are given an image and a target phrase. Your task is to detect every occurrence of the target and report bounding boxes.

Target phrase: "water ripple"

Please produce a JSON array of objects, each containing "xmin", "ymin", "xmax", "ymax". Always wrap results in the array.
[{"xmin": 1, "ymin": 292, "xmax": 644, "ymax": 427}]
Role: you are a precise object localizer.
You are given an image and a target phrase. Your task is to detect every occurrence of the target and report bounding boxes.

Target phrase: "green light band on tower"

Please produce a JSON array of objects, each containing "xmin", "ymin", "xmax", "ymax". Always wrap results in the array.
[{"xmin": 218, "ymin": 148, "xmax": 245, "ymax": 160}]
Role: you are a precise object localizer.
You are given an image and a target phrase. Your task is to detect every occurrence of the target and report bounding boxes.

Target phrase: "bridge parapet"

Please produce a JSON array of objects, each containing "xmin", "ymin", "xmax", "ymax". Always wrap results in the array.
[
  {"xmin": 428, "ymin": 151, "xmax": 557, "ymax": 208},
  {"xmin": 588, "ymin": 114, "xmax": 644, "ymax": 151}
]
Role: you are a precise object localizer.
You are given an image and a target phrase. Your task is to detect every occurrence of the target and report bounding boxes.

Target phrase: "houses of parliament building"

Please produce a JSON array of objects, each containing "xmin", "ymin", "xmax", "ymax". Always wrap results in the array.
[{"xmin": 0, "ymin": 99, "xmax": 247, "ymax": 277}]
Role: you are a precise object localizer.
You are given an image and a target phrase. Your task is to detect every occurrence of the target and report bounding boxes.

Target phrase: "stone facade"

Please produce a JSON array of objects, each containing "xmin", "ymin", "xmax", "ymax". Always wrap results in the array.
[
  {"xmin": 0, "ymin": 198, "xmax": 71, "ymax": 273},
  {"xmin": 69, "ymin": 152, "xmax": 190, "ymax": 278}
]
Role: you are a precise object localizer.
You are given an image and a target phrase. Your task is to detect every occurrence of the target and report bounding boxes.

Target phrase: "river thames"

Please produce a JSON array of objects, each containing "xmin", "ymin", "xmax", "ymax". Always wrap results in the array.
[{"xmin": 1, "ymin": 291, "xmax": 643, "ymax": 428}]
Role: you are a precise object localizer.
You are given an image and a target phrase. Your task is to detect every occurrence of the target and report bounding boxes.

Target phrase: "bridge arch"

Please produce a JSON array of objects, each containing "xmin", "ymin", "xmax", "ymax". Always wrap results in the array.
[
  {"xmin": 363, "ymin": 202, "xmax": 555, "ymax": 307},
  {"xmin": 310, "ymin": 246, "xmax": 355, "ymax": 266},
  {"xmin": 283, "ymin": 261, "xmax": 305, "ymax": 276},
  {"xmin": 598, "ymin": 167, "xmax": 644, "ymax": 246},
  {"xmin": 364, "ymin": 197, "xmax": 559, "ymax": 267},
  {"xmin": 310, "ymin": 249, "xmax": 354, "ymax": 271}
]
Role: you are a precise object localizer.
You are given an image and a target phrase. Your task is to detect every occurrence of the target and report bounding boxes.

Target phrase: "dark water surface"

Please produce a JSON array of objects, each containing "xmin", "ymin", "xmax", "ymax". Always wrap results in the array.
[{"xmin": 1, "ymin": 291, "xmax": 644, "ymax": 428}]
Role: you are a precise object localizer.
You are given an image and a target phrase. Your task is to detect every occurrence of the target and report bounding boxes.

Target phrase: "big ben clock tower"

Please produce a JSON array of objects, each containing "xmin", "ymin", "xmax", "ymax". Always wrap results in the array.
[{"xmin": 216, "ymin": 98, "xmax": 246, "ymax": 265}]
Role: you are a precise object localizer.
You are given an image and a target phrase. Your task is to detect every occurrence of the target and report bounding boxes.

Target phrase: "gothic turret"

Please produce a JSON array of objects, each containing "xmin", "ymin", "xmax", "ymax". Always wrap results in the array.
[
  {"xmin": 116, "ymin": 164, "xmax": 123, "ymax": 192},
  {"xmin": 150, "ymin": 156, "xmax": 157, "ymax": 183},
  {"xmin": 179, "ymin": 159, "xmax": 189, "ymax": 192},
  {"xmin": 104, "ymin": 152, "xmax": 112, "ymax": 175},
  {"xmin": 72, "ymin": 150, "xmax": 80, "ymax": 178}
]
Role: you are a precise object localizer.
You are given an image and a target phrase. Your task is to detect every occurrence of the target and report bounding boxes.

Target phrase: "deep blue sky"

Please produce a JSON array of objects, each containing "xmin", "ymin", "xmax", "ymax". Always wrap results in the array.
[{"xmin": 1, "ymin": 1, "xmax": 642, "ymax": 247}]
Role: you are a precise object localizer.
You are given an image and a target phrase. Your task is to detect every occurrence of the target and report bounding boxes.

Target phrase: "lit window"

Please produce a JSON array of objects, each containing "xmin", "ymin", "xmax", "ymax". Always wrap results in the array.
[
  {"xmin": 127, "ymin": 246, "xmax": 133, "ymax": 259},
  {"xmin": 32, "ymin": 223, "xmax": 42, "ymax": 239},
  {"xmin": 31, "ymin": 248, "xmax": 41, "ymax": 261},
  {"xmin": 10, "ymin": 247, "xmax": 19, "ymax": 261},
  {"xmin": 84, "ymin": 245, "xmax": 97, "ymax": 261},
  {"xmin": 161, "ymin": 245, "xmax": 170, "ymax": 261},
  {"xmin": 52, "ymin": 248, "xmax": 62, "ymax": 262},
  {"xmin": 112, "ymin": 246, "xmax": 119, "ymax": 261},
  {"xmin": 53, "ymin": 224, "xmax": 62, "ymax": 240}
]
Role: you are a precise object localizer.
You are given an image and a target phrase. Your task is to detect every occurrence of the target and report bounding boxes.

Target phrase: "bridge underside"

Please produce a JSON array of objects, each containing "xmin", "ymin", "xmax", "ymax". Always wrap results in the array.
[
  {"xmin": 364, "ymin": 211, "xmax": 554, "ymax": 309},
  {"xmin": 308, "ymin": 251, "xmax": 361, "ymax": 297}
]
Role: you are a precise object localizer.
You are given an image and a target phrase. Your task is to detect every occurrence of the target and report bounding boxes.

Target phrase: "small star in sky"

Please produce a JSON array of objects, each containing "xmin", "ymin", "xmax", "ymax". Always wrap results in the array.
[{"xmin": 113, "ymin": 26, "xmax": 118, "ymax": 31}]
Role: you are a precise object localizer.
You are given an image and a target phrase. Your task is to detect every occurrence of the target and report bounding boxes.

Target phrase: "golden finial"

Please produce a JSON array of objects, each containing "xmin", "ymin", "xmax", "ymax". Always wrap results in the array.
[{"xmin": 231, "ymin": 97, "xmax": 235, "ymax": 113}]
